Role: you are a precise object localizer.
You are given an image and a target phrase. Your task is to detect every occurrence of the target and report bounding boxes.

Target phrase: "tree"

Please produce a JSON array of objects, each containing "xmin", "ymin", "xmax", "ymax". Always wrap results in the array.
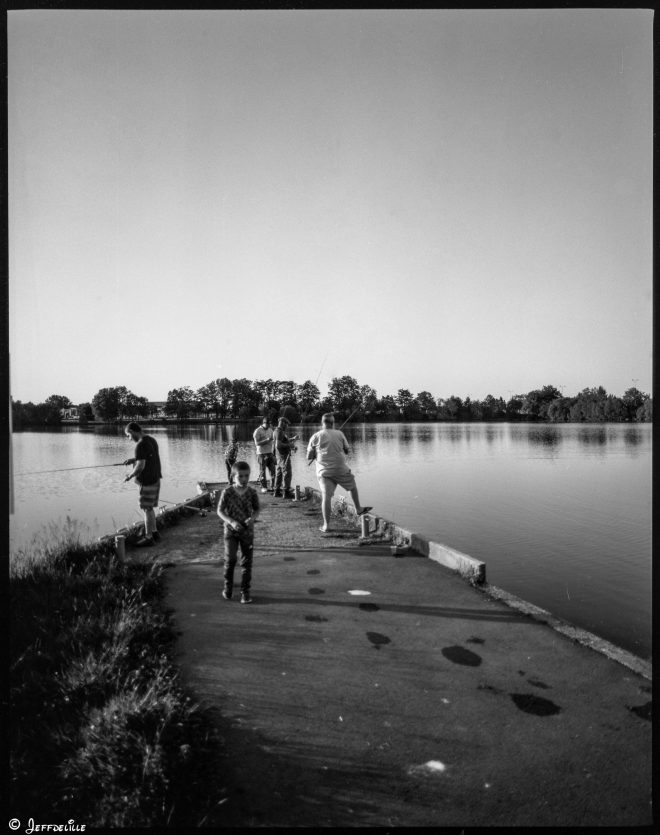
[
  {"xmin": 196, "ymin": 383, "xmax": 218, "ymax": 419},
  {"xmin": 622, "ymin": 387, "xmax": 647, "ymax": 421},
  {"xmin": 165, "ymin": 386, "xmax": 196, "ymax": 419},
  {"xmin": 78, "ymin": 402, "xmax": 95, "ymax": 424},
  {"xmin": 546, "ymin": 398, "xmax": 570, "ymax": 423},
  {"xmin": 416, "ymin": 391, "xmax": 436, "ymax": 418},
  {"xmin": 505, "ymin": 396, "xmax": 523, "ymax": 420},
  {"xmin": 44, "ymin": 394, "xmax": 72, "ymax": 410},
  {"xmin": 443, "ymin": 395, "xmax": 463, "ymax": 420},
  {"xmin": 395, "ymin": 389, "xmax": 414, "ymax": 419},
  {"xmin": 374, "ymin": 394, "xmax": 398, "ymax": 420},
  {"xmin": 462, "ymin": 397, "xmax": 479, "ymax": 421},
  {"xmin": 214, "ymin": 378, "xmax": 233, "ymax": 419},
  {"xmin": 328, "ymin": 376, "xmax": 361, "ymax": 416},
  {"xmin": 124, "ymin": 392, "xmax": 150, "ymax": 419},
  {"xmin": 296, "ymin": 380, "xmax": 321, "ymax": 414},
  {"xmin": 230, "ymin": 378, "xmax": 260, "ymax": 419},
  {"xmin": 521, "ymin": 385, "xmax": 562, "ymax": 419},
  {"xmin": 359, "ymin": 385, "xmax": 378, "ymax": 418},
  {"xmin": 273, "ymin": 380, "xmax": 298, "ymax": 406},
  {"xmin": 41, "ymin": 394, "xmax": 74, "ymax": 424},
  {"xmin": 92, "ymin": 387, "xmax": 129, "ymax": 421},
  {"xmin": 481, "ymin": 394, "xmax": 498, "ymax": 421},
  {"xmin": 636, "ymin": 398, "xmax": 652, "ymax": 422}
]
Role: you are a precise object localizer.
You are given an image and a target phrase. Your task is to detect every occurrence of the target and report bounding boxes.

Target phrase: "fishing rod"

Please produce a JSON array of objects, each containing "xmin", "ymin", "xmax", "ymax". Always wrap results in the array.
[
  {"xmin": 340, "ymin": 398, "xmax": 365, "ymax": 429},
  {"xmin": 159, "ymin": 498, "xmax": 209, "ymax": 515},
  {"xmin": 15, "ymin": 463, "xmax": 126, "ymax": 476}
]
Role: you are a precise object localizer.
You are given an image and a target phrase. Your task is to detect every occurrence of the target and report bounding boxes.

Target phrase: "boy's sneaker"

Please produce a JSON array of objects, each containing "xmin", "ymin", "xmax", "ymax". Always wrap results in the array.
[
  {"xmin": 222, "ymin": 589, "xmax": 232, "ymax": 600},
  {"xmin": 135, "ymin": 537, "xmax": 154, "ymax": 547},
  {"xmin": 240, "ymin": 592, "xmax": 252, "ymax": 604},
  {"xmin": 273, "ymin": 491, "xmax": 283, "ymax": 497},
  {"xmin": 283, "ymin": 491, "xmax": 295, "ymax": 499}
]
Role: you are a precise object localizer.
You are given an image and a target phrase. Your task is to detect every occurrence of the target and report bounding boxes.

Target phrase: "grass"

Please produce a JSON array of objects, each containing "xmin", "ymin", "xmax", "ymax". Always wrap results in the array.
[{"xmin": 10, "ymin": 522, "xmax": 227, "ymax": 827}]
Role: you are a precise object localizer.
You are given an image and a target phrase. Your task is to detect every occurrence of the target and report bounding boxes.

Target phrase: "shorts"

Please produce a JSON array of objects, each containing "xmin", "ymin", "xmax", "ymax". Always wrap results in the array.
[
  {"xmin": 319, "ymin": 470, "xmax": 356, "ymax": 496},
  {"xmin": 138, "ymin": 480, "xmax": 161, "ymax": 510}
]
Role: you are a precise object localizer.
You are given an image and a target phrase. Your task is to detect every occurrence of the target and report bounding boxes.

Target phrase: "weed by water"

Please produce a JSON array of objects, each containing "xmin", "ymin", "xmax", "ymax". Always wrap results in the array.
[{"xmin": 10, "ymin": 527, "xmax": 226, "ymax": 827}]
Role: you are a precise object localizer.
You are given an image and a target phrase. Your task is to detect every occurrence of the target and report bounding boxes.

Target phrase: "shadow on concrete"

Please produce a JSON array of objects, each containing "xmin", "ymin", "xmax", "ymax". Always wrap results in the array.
[
  {"xmin": 195, "ymin": 703, "xmax": 441, "ymax": 828},
  {"xmin": 248, "ymin": 593, "xmax": 527, "ymax": 624}
]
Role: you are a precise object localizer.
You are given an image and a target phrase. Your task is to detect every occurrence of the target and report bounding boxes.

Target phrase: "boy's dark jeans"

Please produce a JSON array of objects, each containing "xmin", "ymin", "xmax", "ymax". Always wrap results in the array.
[{"xmin": 223, "ymin": 531, "xmax": 253, "ymax": 594}]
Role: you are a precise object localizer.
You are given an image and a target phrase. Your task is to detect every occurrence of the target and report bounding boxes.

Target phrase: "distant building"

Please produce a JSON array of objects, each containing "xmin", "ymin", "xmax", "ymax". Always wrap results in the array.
[
  {"xmin": 60, "ymin": 407, "xmax": 80, "ymax": 421},
  {"xmin": 147, "ymin": 401, "xmax": 167, "ymax": 418}
]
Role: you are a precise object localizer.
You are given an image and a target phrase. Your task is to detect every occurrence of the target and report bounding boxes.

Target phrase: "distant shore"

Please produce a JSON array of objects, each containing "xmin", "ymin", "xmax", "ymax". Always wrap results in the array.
[{"xmin": 25, "ymin": 415, "xmax": 652, "ymax": 429}]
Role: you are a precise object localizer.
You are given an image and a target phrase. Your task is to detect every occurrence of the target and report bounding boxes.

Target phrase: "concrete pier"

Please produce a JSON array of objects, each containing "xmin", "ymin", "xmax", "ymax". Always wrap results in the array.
[{"xmin": 132, "ymin": 489, "xmax": 652, "ymax": 827}]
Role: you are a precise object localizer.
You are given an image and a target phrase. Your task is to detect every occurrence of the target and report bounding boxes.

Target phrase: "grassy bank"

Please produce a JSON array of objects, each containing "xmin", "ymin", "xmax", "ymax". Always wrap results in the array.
[{"xmin": 10, "ymin": 523, "xmax": 226, "ymax": 827}]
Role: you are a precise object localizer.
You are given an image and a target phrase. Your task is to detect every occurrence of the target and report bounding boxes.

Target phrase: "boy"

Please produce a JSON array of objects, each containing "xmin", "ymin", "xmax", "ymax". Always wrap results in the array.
[
  {"xmin": 224, "ymin": 438, "xmax": 240, "ymax": 483},
  {"xmin": 217, "ymin": 460, "xmax": 260, "ymax": 604}
]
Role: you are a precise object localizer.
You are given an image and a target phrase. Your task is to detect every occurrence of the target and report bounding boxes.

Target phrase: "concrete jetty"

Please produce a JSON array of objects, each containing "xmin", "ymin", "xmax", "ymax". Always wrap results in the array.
[{"xmin": 132, "ymin": 488, "xmax": 652, "ymax": 827}]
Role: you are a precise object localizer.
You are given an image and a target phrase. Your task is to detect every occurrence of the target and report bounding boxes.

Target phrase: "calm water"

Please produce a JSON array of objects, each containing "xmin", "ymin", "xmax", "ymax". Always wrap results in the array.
[{"xmin": 10, "ymin": 422, "xmax": 651, "ymax": 660}]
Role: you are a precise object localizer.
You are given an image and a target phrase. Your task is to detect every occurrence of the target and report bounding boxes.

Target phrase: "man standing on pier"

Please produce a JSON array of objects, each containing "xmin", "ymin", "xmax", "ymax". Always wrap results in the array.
[
  {"xmin": 273, "ymin": 416, "xmax": 298, "ymax": 498},
  {"xmin": 123, "ymin": 422, "xmax": 162, "ymax": 547},
  {"xmin": 253, "ymin": 416, "xmax": 276, "ymax": 494},
  {"xmin": 307, "ymin": 413, "xmax": 372, "ymax": 533}
]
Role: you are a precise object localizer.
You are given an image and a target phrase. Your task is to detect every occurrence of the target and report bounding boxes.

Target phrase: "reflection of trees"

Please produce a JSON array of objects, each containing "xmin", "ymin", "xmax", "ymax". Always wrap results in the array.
[
  {"xmin": 447, "ymin": 426, "xmax": 464, "ymax": 443},
  {"xmin": 578, "ymin": 427, "xmax": 608, "ymax": 445},
  {"xmin": 398, "ymin": 425, "xmax": 414, "ymax": 444},
  {"xmin": 528, "ymin": 428, "xmax": 561, "ymax": 447},
  {"xmin": 485, "ymin": 425, "xmax": 504, "ymax": 444},
  {"xmin": 624, "ymin": 429, "xmax": 642, "ymax": 445}
]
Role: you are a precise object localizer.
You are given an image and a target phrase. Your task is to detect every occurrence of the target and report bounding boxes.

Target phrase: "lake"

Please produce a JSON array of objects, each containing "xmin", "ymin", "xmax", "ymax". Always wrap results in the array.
[{"xmin": 10, "ymin": 421, "xmax": 652, "ymax": 660}]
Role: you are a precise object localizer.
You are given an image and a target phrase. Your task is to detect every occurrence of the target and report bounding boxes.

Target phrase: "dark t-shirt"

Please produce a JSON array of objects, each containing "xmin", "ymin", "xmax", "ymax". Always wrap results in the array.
[
  {"xmin": 135, "ymin": 435, "xmax": 162, "ymax": 485},
  {"xmin": 273, "ymin": 427, "xmax": 293, "ymax": 456}
]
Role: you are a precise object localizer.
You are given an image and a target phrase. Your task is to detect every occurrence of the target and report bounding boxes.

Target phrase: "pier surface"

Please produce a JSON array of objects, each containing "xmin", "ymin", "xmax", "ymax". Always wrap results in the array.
[{"xmin": 140, "ymin": 492, "xmax": 652, "ymax": 827}]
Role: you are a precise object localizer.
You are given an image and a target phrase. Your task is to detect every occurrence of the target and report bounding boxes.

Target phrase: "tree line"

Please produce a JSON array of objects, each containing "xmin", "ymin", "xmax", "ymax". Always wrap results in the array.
[{"xmin": 11, "ymin": 377, "xmax": 652, "ymax": 427}]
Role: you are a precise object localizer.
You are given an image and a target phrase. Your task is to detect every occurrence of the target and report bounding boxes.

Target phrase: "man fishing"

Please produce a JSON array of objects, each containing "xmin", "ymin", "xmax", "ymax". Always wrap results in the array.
[
  {"xmin": 273, "ymin": 416, "xmax": 298, "ymax": 498},
  {"xmin": 307, "ymin": 413, "xmax": 372, "ymax": 533},
  {"xmin": 123, "ymin": 422, "xmax": 162, "ymax": 547}
]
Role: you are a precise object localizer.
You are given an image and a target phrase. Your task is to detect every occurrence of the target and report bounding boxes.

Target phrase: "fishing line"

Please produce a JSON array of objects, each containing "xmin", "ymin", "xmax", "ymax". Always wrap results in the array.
[
  {"xmin": 314, "ymin": 351, "xmax": 329, "ymax": 388},
  {"xmin": 15, "ymin": 463, "xmax": 126, "ymax": 476}
]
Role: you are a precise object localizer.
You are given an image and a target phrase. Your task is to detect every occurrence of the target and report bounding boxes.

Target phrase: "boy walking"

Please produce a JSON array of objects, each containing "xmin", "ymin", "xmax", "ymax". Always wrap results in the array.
[{"xmin": 217, "ymin": 461, "xmax": 260, "ymax": 604}]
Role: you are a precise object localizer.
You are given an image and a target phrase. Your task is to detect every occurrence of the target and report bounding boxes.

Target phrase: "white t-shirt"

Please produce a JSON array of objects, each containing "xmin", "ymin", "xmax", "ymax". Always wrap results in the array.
[
  {"xmin": 307, "ymin": 428, "xmax": 350, "ymax": 477},
  {"xmin": 253, "ymin": 425, "xmax": 274, "ymax": 455}
]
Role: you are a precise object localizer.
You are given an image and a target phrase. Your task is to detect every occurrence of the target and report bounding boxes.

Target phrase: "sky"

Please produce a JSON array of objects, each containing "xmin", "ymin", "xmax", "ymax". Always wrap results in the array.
[{"xmin": 7, "ymin": 8, "xmax": 653, "ymax": 405}]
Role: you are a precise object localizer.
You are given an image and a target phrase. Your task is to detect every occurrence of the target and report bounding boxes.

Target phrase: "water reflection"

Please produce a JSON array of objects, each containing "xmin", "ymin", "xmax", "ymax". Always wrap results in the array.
[
  {"xmin": 624, "ymin": 428, "xmax": 643, "ymax": 446},
  {"xmin": 527, "ymin": 427, "xmax": 562, "ymax": 447},
  {"xmin": 577, "ymin": 427, "xmax": 608, "ymax": 446}
]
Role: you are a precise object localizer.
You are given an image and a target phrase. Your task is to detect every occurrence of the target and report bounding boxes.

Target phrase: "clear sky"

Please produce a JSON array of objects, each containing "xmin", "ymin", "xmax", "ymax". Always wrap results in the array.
[{"xmin": 8, "ymin": 8, "xmax": 653, "ymax": 405}]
